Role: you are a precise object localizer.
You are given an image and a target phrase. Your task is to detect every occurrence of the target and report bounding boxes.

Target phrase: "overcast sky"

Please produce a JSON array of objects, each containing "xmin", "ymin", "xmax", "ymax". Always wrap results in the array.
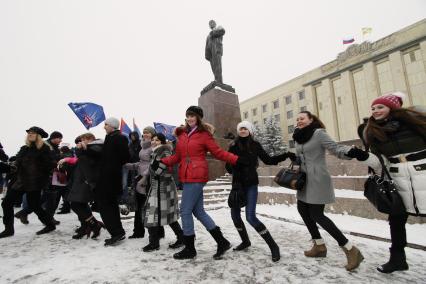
[{"xmin": 0, "ymin": 0, "xmax": 425, "ymax": 154}]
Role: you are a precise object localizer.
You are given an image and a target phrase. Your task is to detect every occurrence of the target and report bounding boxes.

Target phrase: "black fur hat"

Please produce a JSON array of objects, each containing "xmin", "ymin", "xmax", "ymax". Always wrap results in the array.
[{"xmin": 186, "ymin": 106, "xmax": 203, "ymax": 119}]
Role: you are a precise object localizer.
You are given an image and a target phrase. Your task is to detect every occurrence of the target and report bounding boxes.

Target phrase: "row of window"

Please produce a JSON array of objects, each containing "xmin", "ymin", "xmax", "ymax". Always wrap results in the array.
[
  {"xmin": 244, "ymin": 106, "xmax": 307, "ymax": 121},
  {"xmin": 245, "ymin": 90, "xmax": 306, "ymax": 118}
]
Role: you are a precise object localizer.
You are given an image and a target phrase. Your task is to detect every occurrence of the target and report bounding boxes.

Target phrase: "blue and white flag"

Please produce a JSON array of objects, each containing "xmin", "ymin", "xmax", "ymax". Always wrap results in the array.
[
  {"xmin": 68, "ymin": 102, "xmax": 106, "ymax": 130},
  {"xmin": 154, "ymin": 122, "xmax": 177, "ymax": 142}
]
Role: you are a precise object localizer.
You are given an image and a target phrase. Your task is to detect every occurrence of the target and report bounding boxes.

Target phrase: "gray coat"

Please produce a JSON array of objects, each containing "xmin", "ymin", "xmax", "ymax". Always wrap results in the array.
[
  {"xmin": 124, "ymin": 139, "xmax": 152, "ymax": 194},
  {"xmin": 295, "ymin": 129, "xmax": 352, "ymax": 204}
]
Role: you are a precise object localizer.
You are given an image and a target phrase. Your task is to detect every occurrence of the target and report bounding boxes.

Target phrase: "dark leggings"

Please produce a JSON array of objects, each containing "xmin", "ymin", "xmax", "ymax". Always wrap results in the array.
[
  {"xmin": 133, "ymin": 192, "xmax": 146, "ymax": 234},
  {"xmin": 71, "ymin": 202, "xmax": 93, "ymax": 221},
  {"xmin": 389, "ymin": 213, "xmax": 408, "ymax": 252},
  {"xmin": 297, "ymin": 200, "xmax": 348, "ymax": 246}
]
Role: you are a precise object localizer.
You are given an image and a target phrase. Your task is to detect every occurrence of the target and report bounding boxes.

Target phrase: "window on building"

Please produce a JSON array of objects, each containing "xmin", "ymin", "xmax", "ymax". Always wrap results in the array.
[
  {"xmin": 300, "ymin": 106, "xmax": 307, "ymax": 112},
  {"xmin": 298, "ymin": 90, "xmax": 305, "ymax": 100},
  {"xmin": 243, "ymin": 112, "xmax": 248, "ymax": 119},
  {"xmin": 252, "ymin": 108, "xmax": 257, "ymax": 116},
  {"xmin": 285, "ymin": 96, "xmax": 292, "ymax": 105},
  {"xmin": 319, "ymin": 102, "xmax": 323, "ymax": 110},
  {"xmin": 263, "ymin": 118, "xmax": 268, "ymax": 125},
  {"xmin": 337, "ymin": 97, "xmax": 342, "ymax": 105},
  {"xmin": 287, "ymin": 110, "xmax": 293, "ymax": 119},
  {"xmin": 253, "ymin": 121, "xmax": 258, "ymax": 126},
  {"xmin": 262, "ymin": 104, "xmax": 267, "ymax": 113},
  {"xmin": 274, "ymin": 114, "xmax": 280, "ymax": 122},
  {"xmin": 288, "ymin": 140, "xmax": 295, "ymax": 148},
  {"xmin": 288, "ymin": 125, "xmax": 295, "ymax": 133},
  {"xmin": 409, "ymin": 50, "xmax": 416, "ymax": 62},
  {"xmin": 273, "ymin": 100, "xmax": 279, "ymax": 109}
]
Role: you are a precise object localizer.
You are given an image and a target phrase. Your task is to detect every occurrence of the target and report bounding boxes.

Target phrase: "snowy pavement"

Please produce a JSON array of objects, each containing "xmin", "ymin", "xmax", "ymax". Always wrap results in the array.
[{"xmin": 0, "ymin": 208, "xmax": 426, "ymax": 283}]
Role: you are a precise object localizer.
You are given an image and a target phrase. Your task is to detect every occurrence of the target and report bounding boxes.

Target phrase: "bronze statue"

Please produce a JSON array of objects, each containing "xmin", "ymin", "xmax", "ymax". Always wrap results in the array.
[{"xmin": 205, "ymin": 20, "xmax": 225, "ymax": 84}]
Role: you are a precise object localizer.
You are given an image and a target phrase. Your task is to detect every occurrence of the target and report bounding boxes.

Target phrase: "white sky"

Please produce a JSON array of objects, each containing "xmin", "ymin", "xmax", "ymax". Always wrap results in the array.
[{"xmin": 0, "ymin": 0, "xmax": 425, "ymax": 155}]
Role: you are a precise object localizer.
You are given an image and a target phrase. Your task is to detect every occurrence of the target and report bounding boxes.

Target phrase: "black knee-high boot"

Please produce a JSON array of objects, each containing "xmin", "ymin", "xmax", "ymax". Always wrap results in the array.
[
  {"xmin": 169, "ymin": 221, "xmax": 184, "ymax": 249},
  {"xmin": 209, "ymin": 226, "xmax": 231, "ymax": 259},
  {"xmin": 173, "ymin": 235, "xmax": 196, "ymax": 260},
  {"xmin": 143, "ymin": 226, "xmax": 160, "ymax": 252},
  {"xmin": 233, "ymin": 221, "xmax": 251, "ymax": 251},
  {"xmin": 255, "ymin": 224, "xmax": 280, "ymax": 262}
]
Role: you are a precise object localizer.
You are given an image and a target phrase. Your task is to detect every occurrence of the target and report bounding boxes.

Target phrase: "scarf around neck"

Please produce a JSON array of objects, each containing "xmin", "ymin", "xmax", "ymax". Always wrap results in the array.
[{"xmin": 292, "ymin": 124, "xmax": 321, "ymax": 144}]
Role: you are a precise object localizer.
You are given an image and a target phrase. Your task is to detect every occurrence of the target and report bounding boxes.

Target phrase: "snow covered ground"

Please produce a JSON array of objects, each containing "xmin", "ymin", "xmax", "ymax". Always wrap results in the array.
[{"xmin": 1, "ymin": 207, "xmax": 426, "ymax": 283}]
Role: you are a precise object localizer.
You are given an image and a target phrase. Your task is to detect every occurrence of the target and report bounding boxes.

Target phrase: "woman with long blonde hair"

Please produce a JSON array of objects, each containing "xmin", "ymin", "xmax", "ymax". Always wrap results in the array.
[{"xmin": 0, "ymin": 126, "xmax": 57, "ymax": 238}]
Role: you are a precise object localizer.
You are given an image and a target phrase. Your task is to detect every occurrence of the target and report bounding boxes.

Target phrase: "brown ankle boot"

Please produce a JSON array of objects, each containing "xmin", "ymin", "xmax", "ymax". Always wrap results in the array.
[
  {"xmin": 304, "ymin": 239, "xmax": 327, "ymax": 257},
  {"xmin": 342, "ymin": 245, "xmax": 364, "ymax": 271}
]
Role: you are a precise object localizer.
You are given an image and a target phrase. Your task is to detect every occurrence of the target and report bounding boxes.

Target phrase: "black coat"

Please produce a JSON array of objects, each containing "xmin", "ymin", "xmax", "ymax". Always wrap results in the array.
[
  {"xmin": 226, "ymin": 138, "xmax": 288, "ymax": 187},
  {"xmin": 12, "ymin": 143, "xmax": 55, "ymax": 192},
  {"xmin": 67, "ymin": 141, "xmax": 103, "ymax": 203},
  {"xmin": 96, "ymin": 130, "xmax": 130, "ymax": 197},
  {"xmin": 129, "ymin": 140, "xmax": 142, "ymax": 163}
]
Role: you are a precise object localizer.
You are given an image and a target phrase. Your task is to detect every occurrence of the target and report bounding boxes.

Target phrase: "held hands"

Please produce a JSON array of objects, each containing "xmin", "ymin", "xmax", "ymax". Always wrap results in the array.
[
  {"xmin": 236, "ymin": 156, "xmax": 250, "ymax": 166},
  {"xmin": 286, "ymin": 152, "xmax": 297, "ymax": 162},
  {"xmin": 346, "ymin": 147, "xmax": 369, "ymax": 161},
  {"xmin": 150, "ymin": 158, "xmax": 167, "ymax": 177}
]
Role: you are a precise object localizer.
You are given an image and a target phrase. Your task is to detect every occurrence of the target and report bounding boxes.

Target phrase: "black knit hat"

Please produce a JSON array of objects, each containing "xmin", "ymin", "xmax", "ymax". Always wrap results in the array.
[
  {"xmin": 49, "ymin": 131, "xmax": 63, "ymax": 140},
  {"xmin": 186, "ymin": 106, "xmax": 203, "ymax": 119},
  {"xmin": 154, "ymin": 133, "xmax": 167, "ymax": 144},
  {"xmin": 26, "ymin": 126, "xmax": 48, "ymax": 138}
]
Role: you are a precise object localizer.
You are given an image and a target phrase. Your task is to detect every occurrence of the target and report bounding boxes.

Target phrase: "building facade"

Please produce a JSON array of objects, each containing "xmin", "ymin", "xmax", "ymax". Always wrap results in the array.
[{"xmin": 240, "ymin": 19, "xmax": 426, "ymax": 148}]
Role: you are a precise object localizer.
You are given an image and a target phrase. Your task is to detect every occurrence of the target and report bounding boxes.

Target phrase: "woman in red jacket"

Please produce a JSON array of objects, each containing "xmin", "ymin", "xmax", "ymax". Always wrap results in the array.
[{"xmin": 155, "ymin": 106, "xmax": 241, "ymax": 260}]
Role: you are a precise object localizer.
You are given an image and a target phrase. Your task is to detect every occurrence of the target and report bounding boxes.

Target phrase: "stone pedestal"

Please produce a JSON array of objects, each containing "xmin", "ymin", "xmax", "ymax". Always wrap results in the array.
[
  {"xmin": 198, "ymin": 87, "xmax": 242, "ymax": 180},
  {"xmin": 198, "ymin": 88, "xmax": 242, "ymax": 139}
]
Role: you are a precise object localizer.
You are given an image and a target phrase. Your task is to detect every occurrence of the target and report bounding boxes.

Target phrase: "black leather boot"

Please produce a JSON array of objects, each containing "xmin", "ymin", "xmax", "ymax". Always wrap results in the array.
[
  {"xmin": 209, "ymin": 226, "xmax": 231, "ymax": 259},
  {"xmin": 169, "ymin": 221, "xmax": 184, "ymax": 249},
  {"xmin": 173, "ymin": 235, "xmax": 196, "ymax": 260},
  {"xmin": 72, "ymin": 222, "xmax": 89, "ymax": 239},
  {"xmin": 14, "ymin": 210, "xmax": 29, "ymax": 225},
  {"xmin": 87, "ymin": 216, "xmax": 104, "ymax": 239},
  {"xmin": 255, "ymin": 224, "xmax": 280, "ymax": 262},
  {"xmin": 377, "ymin": 248, "xmax": 409, "ymax": 273},
  {"xmin": 233, "ymin": 221, "xmax": 251, "ymax": 251},
  {"xmin": 0, "ymin": 226, "xmax": 14, "ymax": 238},
  {"xmin": 36, "ymin": 223, "xmax": 56, "ymax": 235},
  {"xmin": 143, "ymin": 227, "xmax": 160, "ymax": 252}
]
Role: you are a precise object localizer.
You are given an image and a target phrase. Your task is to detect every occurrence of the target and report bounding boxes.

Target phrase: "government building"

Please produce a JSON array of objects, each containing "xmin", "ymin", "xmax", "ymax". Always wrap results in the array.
[{"xmin": 239, "ymin": 19, "xmax": 426, "ymax": 148}]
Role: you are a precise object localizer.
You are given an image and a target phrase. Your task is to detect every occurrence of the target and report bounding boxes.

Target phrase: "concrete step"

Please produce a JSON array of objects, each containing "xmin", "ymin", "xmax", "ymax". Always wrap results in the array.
[{"xmin": 257, "ymin": 188, "xmax": 425, "ymax": 224}]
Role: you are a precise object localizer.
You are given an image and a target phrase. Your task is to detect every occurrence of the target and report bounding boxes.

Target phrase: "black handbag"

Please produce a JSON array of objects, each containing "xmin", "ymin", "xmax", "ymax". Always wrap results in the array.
[
  {"xmin": 274, "ymin": 163, "xmax": 306, "ymax": 190},
  {"xmin": 228, "ymin": 183, "xmax": 247, "ymax": 209},
  {"xmin": 363, "ymin": 156, "xmax": 406, "ymax": 216}
]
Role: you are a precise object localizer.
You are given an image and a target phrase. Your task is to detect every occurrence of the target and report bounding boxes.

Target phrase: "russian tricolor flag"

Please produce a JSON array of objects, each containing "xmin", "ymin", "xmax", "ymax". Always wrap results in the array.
[
  {"xmin": 120, "ymin": 118, "xmax": 132, "ymax": 140},
  {"xmin": 343, "ymin": 37, "xmax": 355, "ymax": 44}
]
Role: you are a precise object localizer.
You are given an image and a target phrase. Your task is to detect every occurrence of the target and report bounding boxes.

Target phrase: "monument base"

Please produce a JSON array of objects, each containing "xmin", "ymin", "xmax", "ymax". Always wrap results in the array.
[
  {"xmin": 198, "ymin": 88, "xmax": 242, "ymax": 180},
  {"xmin": 201, "ymin": 81, "xmax": 235, "ymax": 95}
]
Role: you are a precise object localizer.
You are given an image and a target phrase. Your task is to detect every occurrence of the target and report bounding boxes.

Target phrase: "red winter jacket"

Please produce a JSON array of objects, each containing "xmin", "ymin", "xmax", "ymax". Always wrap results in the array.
[{"xmin": 161, "ymin": 126, "xmax": 238, "ymax": 183}]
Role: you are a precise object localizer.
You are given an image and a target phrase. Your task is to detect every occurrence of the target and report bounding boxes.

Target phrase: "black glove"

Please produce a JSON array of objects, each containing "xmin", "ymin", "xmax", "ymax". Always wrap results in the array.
[
  {"xmin": 0, "ymin": 161, "xmax": 10, "ymax": 174},
  {"xmin": 236, "ymin": 156, "xmax": 250, "ymax": 166},
  {"xmin": 287, "ymin": 152, "xmax": 297, "ymax": 162},
  {"xmin": 150, "ymin": 159, "xmax": 160, "ymax": 171},
  {"xmin": 150, "ymin": 159, "xmax": 167, "ymax": 176},
  {"xmin": 346, "ymin": 147, "xmax": 369, "ymax": 161}
]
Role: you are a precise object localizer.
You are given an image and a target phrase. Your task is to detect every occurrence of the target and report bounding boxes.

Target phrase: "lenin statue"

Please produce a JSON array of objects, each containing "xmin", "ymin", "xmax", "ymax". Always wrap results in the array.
[{"xmin": 205, "ymin": 20, "xmax": 225, "ymax": 84}]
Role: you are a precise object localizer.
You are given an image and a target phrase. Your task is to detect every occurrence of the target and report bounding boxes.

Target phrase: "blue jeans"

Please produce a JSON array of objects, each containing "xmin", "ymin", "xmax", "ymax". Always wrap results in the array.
[
  {"xmin": 180, "ymin": 183, "xmax": 216, "ymax": 236},
  {"xmin": 231, "ymin": 184, "xmax": 263, "ymax": 228}
]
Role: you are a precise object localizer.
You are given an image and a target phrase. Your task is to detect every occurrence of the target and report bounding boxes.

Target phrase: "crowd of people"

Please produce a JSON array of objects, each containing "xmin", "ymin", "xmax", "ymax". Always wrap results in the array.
[{"xmin": 0, "ymin": 92, "xmax": 425, "ymax": 274}]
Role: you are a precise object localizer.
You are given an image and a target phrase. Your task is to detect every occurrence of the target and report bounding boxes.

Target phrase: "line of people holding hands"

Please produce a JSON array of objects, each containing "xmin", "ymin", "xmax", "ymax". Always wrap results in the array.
[{"xmin": 0, "ymin": 91, "xmax": 424, "ymax": 274}]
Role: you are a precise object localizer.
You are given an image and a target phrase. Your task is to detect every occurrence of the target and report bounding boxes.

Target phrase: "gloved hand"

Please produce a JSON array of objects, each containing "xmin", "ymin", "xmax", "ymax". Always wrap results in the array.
[
  {"xmin": 151, "ymin": 159, "xmax": 167, "ymax": 177},
  {"xmin": 346, "ymin": 147, "xmax": 369, "ymax": 161},
  {"xmin": 287, "ymin": 152, "xmax": 297, "ymax": 162},
  {"xmin": 236, "ymin": 156, "xmax": 250, "ymax": 166}
]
